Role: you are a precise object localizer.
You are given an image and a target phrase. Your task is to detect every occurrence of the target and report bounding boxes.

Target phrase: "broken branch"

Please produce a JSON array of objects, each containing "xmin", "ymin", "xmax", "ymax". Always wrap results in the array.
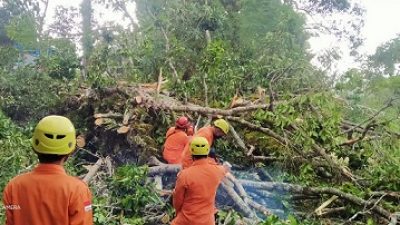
[
  {"xmin": 83, "ymin": 158, "xmax": 104, "ymax": 184},
  {"xmin": 239, "ymin": 180, "xmax": 392, "ymax": 221},
  {"xmin": 147, "ymin": 164, "xmax": 181, "ymax": 176}
]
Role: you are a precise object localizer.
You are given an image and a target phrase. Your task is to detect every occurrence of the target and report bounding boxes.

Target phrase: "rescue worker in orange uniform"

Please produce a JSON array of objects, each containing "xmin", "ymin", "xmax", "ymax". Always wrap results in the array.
[
  {"xmin": 172, "ymin": 137, "xmax": 226, "ymax": 225},
  {"xmin": 163, "ymin": 116, "xmax": 194, "ymax": 164},
  {"xmin": 2, "ymin": 115, "xmax": 93, "ymax": 225},
  {"xmin": 181, "ymin": 119, "xmax": 229, "ymax": 169}
]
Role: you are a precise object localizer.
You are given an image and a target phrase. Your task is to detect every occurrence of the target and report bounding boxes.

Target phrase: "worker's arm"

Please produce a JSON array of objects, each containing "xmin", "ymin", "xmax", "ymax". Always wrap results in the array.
[
  {"xmin": 180, "ymin": 142, "xmax": 193, "ymax": 169},
  {"xmin": 69, "ymin": 183, "xmax": 93, "ymax": 225},
  {"xmin": 173, "ymin": 172, "xmax": 187, "ymax": 214},
  {"xmin": 3, "ymin": 184, "xmax": 14, "ymax": 225},
  {"xmin": 186, "ymin": 125, "xmax": 194, "ymax": 136}
]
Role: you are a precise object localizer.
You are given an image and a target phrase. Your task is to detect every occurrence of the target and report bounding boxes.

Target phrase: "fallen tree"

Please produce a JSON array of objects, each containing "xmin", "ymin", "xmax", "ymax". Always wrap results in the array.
[
  {"xmin": 64, "ymin": 85, "xmax": 400, "ymax": 224},
  {"xmin": 239, "ymin": 180, "xmax": 392, "ymax": 223}
]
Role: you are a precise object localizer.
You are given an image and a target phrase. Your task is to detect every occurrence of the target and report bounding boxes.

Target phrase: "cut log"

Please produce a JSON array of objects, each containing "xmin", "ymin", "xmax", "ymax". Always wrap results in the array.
[
  {"xmin": 117, "ymin": 126, "xmax": 130, "ymax": 134},
  {"xmin": 246, "ymin": 198, "xmax": 272, "ymax": 216},
  {"xmin": 147, "ymin": 165, "xmax": 181, "ymax": 176},
  {"xmin": 83, "ymin": 158, "xmax": 104, "ymax": 184},
  {"xmin": 95, "ymin": 118, "xmax": 104, "ymax": 126},
  {"xmin": 143, "ymin": 103, "xmax": 270, "ymax": 116},
  {"xmin": 221, "ymin": 179, "xmax": 256, "ymax": 218},
  {"xmin": 135, "ymin": 96, "xmax": 143, "ymax": 104},
  {"xmin": 76, "ymin": 135, "xmax": 86, "ymax": 148}
]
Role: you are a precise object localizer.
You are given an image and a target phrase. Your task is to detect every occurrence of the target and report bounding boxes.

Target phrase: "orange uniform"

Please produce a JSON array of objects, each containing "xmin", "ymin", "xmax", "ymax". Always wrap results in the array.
[
  {"xmin": 163, "ymin": 127, "xmax": 191, "ymax": 164},
  {"xmin": 3, "ymin": 164, "xmax": 93, "ymax": 225},
  {"xmin": 181, "ymin": 126, "xmax": 215, "ymax": 169},
  {"xmin": 172, "ymin": 158, "xmax": 226, "ymax": 225}
]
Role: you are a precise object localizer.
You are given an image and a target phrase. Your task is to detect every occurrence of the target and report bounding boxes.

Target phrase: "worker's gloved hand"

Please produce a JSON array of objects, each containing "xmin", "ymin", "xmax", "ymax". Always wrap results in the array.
[
  {"xmin": 186, "ymin": 124, "xmax": 194, "ymax": 136},
  {"xmin": 209, "ymin": 147, "xmax": 223, "ymax": 164},
  {"xmin": 209, "ymin": 147, "xmax": 216, "ymax": 159}
]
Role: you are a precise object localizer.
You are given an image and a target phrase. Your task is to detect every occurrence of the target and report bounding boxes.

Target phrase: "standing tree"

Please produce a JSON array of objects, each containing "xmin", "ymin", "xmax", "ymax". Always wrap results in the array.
[
  {"xmin": 48, "ymin": 6, "xmax": 79, "ymax": 40},
  {"xmin": 1, "ymin": 0, "xmax": 49, "ymax": 43},
  {"xmin": 367, "ymin": 35, "xmax": 400, "ymax": 76},
  {"xmin": 81, "ymin": 0, "xmax": 94, "ymax": 79}
]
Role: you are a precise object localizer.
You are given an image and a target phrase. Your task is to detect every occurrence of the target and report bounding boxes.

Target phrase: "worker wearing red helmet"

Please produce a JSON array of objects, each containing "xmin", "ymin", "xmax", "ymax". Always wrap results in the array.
[{"xmin": 163, "ymin": 116, "xmax": 194, "ymax": 164}]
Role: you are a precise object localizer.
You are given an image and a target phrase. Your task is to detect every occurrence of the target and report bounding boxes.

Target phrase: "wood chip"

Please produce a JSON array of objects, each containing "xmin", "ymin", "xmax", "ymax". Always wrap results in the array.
[
  {"xmin": 117, "ymin": 126, "xmax": 130, "ymax": 134},
  {"xmin": 94, "ymin": 118, "xmax": 104, "ymax": 126},
  {"xmin": 76, "ymin": 135, "xmax": 86, "ymax": 148},
  {"xmin": 135, "ymin": 96, "xmax": 142, "ymax": 104}
]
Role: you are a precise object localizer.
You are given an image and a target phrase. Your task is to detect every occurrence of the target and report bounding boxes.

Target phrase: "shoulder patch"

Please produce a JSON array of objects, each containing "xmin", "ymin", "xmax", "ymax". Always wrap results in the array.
[{"xmin": 84, "ymin": 201, "xmax": 92, "ymax": 212}]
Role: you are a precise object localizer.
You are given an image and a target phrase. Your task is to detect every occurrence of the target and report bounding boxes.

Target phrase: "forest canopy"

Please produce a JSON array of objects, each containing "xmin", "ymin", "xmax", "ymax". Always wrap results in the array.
[{"xmin": 1, "ymin": 0, "xmax": 400, "ymax": 225}]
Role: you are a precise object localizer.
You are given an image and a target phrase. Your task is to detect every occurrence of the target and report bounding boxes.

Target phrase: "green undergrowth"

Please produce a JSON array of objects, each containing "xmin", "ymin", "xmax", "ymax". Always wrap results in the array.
[
  {"xmin": 92, "ymin": 165, "xmax": 166, "ymax": 225},
  {"xmin": 0, "ymin": 111, "xmax": 36, "ymax": 222}
]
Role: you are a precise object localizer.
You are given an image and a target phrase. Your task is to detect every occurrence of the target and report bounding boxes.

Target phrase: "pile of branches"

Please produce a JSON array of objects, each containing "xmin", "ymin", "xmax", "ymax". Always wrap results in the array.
[{"xmin": 67, "ymin": 82, "xmax": 400, "ymax": 224}]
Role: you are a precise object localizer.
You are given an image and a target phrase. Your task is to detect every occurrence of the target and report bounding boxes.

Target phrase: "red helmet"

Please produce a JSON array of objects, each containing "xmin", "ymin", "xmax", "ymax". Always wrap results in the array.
[{"xmin": 176, "ymin": 116, "xmax": 190, "ymax": 129}]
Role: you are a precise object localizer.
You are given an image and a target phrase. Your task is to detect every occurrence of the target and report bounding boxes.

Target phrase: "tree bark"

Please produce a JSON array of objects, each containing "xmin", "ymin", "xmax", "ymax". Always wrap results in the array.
[
  {"xmin": 83, "ymin": 158, "xmax": 104, "ymax": 183},
  {"xmin": 239, "ymin": 180, "xmax": 392, "ymax": 221},
  {"xmin": 147, "ymin": 164, "xmax": 181, "ymax": 176}
]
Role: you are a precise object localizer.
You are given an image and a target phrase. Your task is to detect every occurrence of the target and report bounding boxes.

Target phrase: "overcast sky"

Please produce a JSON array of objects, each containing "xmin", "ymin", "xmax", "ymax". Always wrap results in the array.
[
  {"xmin": 45, "ymin": 0, "xmax": 400, "ymax": 71},
  {"xmin": 358, "ymin": 0, "xmax": 400, "ymax": 54}
]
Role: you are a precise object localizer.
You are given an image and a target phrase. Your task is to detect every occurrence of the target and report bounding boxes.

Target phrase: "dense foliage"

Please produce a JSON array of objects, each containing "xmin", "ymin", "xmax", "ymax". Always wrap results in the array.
[
  {"xmin": 1, "ymin": 0, "xmax": 400, "ymax": 224},
  {"xmin": 0, "ymin": 111, "xmax": 35, "ymax": 221}
]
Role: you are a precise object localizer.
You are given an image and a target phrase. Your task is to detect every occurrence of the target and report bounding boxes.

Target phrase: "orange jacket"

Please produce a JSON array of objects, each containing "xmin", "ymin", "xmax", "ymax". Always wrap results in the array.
[
  {"xmin": 163, "ymin": 127, "xmax": 191, "ymax": 164},
  {"xmin": 181, "ymin": 126, "xmax": 215, "ymax": 169},
  {"xmin": 196, "ymin": 126, "xmax": 215, "ymax": 146},
  {"xmin": 2, "ymin": 164, "xmax": 93, "ymax": 225},
  {"xmin": 172, "ymin": 158, "xmax": 226, "ymax": 225}
]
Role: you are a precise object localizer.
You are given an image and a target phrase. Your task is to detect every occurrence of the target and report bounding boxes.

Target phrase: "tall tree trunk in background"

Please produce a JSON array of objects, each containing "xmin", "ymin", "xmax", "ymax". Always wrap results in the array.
[
  {"xmin": 80, "ymin": 0, "xmax": 93, "ymax": 80},
  {"xmin": 118, "ymin": 2, "xmax": 138, "ymax": 31},
  {"xmin": 203, "ymin": 0, "xmax": 210, "ymax": 107},
  {"xmin": 219, "ymin": 0, "xmax": 241, "ymax": 49},
  {"xmin": 37, "ymin": 0, "xmax": 49, "ymax": 44}
]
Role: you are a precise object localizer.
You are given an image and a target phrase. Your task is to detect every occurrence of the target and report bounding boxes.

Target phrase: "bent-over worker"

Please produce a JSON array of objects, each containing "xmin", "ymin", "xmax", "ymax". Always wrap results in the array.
[{"xmin": 163, "ymin": 116, "xmax": 194, "ymax": 164}]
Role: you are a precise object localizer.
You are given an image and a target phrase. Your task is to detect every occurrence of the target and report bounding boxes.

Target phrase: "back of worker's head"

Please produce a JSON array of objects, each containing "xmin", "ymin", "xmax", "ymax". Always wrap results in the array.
[
  {"xmin": 32, "ymin": 115, "xmax": 76, "ymax": 163},
  {"xmin": 175, "ymin": 116, "xmax": 190, "ymax": 129},
  {"xmin": 213, "ymin": 119, "xmax": 230, "ymax": 138},
  {"xmin": 190, "ymin": 137, "xmax": 210, "ymax": 160}
]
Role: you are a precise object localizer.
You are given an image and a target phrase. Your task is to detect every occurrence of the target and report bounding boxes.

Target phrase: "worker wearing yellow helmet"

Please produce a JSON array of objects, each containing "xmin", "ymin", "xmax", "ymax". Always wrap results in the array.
[
  {"xmin": 172, "ymin": 137, "xmax": 226, "ymax": 225},
  {"xmin": 2, "ymin": 115, "xmax": 93, "ymax": 225},
  {"xmin": 181, "ymin": 118, "xmax": 230, "ymax": 169}
]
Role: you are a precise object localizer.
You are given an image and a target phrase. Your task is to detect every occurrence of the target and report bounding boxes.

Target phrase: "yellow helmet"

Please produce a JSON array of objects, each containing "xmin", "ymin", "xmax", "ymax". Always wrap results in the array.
[
  {"xmin": 31, "ymin": 115, "xmax": 76, "ymax": 155},
  {"xmin": 190, "ymin": 137, "xmax": 210, "ymax": 156},
  {"xmin": 213, "ymin": 119, "xmax": 229, "ymax": 134}
]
